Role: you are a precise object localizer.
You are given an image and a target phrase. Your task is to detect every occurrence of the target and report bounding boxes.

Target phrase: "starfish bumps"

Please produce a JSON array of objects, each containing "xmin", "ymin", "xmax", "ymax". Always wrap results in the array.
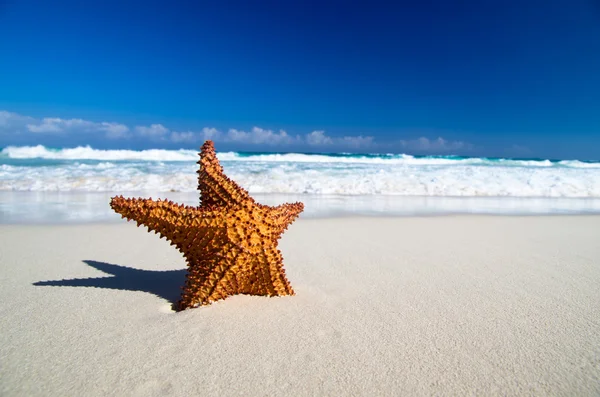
[{"xmin": 110, "ymin": 141, "xmax": 304, "ymax": 311}]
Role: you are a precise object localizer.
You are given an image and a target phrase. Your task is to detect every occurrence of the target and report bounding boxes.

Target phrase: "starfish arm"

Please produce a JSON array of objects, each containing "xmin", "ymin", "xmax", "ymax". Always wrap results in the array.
[
  {"xmin": 197, "ymin": 140, "xmax": 253, "ymax": 208},
  {"xmin": 231, "ymin": 243, "xmax": 295, "ymax": 297},
  {"xmin": 177, "ymin": 243, "xmax": 295, "ymax": 310},
  {"xmin": 268, "ymin": 202, "xmax": 305, "ymax": 234},
  {"xmin": 110, "ymin": 196, "xmax": 225, "ymax": 249},
  {"xmin": 177, "ymin": 247, "xmax": 242, "ymax": 309},
  {"xmin": 259, "ymin": 244, "xmax": 295, "ymax": 296},
  {"xmin": 111, "ymin": 196, "xmax": 190, "ymax": 228},
  {"xmin": 178, "ymin": 257, "xmax": 215, "ymax": 309}
]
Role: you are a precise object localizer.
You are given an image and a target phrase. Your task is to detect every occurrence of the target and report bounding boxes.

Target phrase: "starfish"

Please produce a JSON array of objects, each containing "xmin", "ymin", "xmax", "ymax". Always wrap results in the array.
[{"xmin": 110, "ymin": 140, "xmax": 304, "ymax": 311}]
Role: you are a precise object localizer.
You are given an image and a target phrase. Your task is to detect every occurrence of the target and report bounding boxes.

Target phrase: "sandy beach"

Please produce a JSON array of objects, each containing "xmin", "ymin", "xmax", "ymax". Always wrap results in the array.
[{"xmin": 1, "ymin": 215, "xmax": 599, "ymax": 396}]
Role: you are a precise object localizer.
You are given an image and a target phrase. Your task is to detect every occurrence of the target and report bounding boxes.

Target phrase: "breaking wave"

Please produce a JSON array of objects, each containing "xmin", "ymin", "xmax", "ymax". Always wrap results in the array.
[{"xmin": 1, "ymin": 145, "xmax": 599, "ymax": 197}]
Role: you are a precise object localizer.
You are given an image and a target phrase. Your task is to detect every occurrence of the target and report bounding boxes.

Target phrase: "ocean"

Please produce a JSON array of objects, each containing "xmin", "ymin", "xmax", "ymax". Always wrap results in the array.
[{"xmin": 1, "ymin": 145, "xmax": 600, "ymax": 223}]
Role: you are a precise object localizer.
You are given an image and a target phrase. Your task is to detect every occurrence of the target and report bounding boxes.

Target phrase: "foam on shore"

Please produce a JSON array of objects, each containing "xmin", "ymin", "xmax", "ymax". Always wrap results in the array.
[
  {"xmin": 2, "ymin": 145, "xmax": 600, "ymax": 197},
  {"xmin": 2, "ymin": 191, "xmax": 600, "ymax": 224}
]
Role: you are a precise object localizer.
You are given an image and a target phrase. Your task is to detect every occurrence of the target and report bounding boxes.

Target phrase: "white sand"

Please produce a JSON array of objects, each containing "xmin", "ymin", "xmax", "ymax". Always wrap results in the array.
[{"xmin": 1, "ymin": 216, "xmax": 599, "ymax": 396}]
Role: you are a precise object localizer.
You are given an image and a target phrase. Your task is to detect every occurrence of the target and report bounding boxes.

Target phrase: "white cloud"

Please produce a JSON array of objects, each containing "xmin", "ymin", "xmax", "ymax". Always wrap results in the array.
[
  {"xmin": 225, "ymin": 127, "xmax": 298, "ymax": 145},
  {"xmin": 170, "ymin": 127, "xmax": 224, "ymax": 143},
  {"xmin": 0, "ymin": 111, "xmax": 12, "ymax": 126},
  {"xmin": 135, "ymin": 124, "xmax": 169, "ymax": 139},
  {"xmin": 306, "ymin": 130, "xmax": 374, "ymax": 150},
  {"xmin": 0, "ymin": 110, "xmax": 34, "ymax": 128},
  {"xmin": 100, "ymin": 122, "xmax": 130, "ymax": 139},
  {"xmin": 27, "ymin": 118, "xmax": 104, "ymax": 133},
  {"xmin": 27, "ymin": 118, "xmax": 71, "ymax": 133},
  {"xmin": 170, "ymin": 131, "xmax": 196, "ymax": 143},
  {"xmin": 306, "ymin": 130, "xmax": 333, "ymax": 146},
  {"xmin": 398, "ymin": 137, "xmax": 473, "ymax": 152},
  {"xmin": 340, "ymin": 135, "xmax": 374, "ymax": 149},
  {"xmin": 201, "ymin": 127, "xmax": 220, "ymax": 141},
  {"xmin": 0, "ymin": 109, "xmax": 406, "ymax": 152},
  {"xmin": 23, "ymin": 116, "xmax": 130, "ymax": 139}
]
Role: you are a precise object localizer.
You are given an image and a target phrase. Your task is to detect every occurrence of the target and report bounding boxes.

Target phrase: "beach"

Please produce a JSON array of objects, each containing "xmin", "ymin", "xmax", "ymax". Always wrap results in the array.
[
  {"xmin": 1, "ymin": 215, "xmax": 599, "ymax": 396},
  {"xmin": 3, "ymin": 0, "xmax": 600, "ymax": 395}
]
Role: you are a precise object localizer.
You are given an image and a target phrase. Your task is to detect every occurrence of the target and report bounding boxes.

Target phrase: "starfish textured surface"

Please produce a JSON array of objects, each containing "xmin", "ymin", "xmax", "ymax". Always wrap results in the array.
[{"xmin": 110, "ymin": 141, "xmax": 304, "ymax": 311}]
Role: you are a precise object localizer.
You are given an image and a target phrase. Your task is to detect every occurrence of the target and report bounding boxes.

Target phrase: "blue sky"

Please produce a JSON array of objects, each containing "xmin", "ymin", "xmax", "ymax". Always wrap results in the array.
[{"xmin": 1, "ymin": 0, "xmax": 599, "ymax": 159}]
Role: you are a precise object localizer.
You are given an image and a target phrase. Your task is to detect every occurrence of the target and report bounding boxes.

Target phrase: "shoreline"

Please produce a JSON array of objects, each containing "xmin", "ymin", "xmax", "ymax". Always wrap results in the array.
[
  {"xmin": 2, "ymin": 190, "xmax": 600, "ymax": 224},
  {"xmin": 1, "ymin": 216, "xmax": 599, "ymax": 395},
  {"xmin": 2, "ymin": 211, "xmax": 600, "ymax": 227}
]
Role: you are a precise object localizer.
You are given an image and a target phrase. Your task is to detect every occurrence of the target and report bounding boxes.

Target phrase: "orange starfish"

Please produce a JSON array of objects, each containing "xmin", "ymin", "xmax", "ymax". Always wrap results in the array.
[{"xmin": 110, "ymin": 141, "xmax": 304, "ymax": 311}]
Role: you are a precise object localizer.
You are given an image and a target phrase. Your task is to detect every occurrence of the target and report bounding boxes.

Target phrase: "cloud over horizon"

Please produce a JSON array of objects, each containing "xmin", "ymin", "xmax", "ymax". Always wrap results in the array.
[
  {"xmin": 0, "ymin": 110, "xmax": 474, "ymax": 154},
  {"xmin": 24, "ymin": 115, "xmax": 131, "ymax": 139},
  {"xmin": 397, "ymin": 137, "xmax": 474, "ymax": 153}
]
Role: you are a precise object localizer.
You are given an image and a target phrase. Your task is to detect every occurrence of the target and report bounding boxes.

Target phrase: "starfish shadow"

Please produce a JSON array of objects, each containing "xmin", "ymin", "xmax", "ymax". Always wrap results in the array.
[{"xmin": 33, "ymin": 260, "xmax": 187, "ymax": 311}]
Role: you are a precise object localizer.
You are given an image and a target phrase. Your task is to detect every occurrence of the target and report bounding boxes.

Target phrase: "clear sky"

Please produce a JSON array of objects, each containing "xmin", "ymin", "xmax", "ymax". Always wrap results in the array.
[{"xmin": 1, "ymin": 0, "xmax": 599, "ymax": 159}]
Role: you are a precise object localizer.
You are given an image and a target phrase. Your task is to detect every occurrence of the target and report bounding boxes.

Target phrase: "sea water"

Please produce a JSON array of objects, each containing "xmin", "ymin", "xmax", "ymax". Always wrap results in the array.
[{"xmin": 1, "ymin": 145, "xmax": 599, "ymax": 223}]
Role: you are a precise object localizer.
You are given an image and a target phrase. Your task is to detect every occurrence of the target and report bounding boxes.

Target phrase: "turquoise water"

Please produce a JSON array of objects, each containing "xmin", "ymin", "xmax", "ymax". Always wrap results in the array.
[
  {"xmin": 1, "ymin": 145, "xmax": 599, "ymax": 196},
  {"xmin": 1, "ymin": 145, "xmax": 599, "ymax": 223}
]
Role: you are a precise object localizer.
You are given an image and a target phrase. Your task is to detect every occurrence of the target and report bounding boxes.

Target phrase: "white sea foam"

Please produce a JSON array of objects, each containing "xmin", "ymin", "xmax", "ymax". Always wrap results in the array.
[
  {"xmin": 557, "ymin": 160, "xmax": 600, "ymax": 168},
  {"xmin": 3, "ymin": 145, "xmax": 600, "ymax": 167},
  {"xmin": 1, "ymin": 145, "xmax": 599, "ymax": 197},
  {"xmin": 1, "ymin": 145, "xmax": 199, "ymax": 161}
]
